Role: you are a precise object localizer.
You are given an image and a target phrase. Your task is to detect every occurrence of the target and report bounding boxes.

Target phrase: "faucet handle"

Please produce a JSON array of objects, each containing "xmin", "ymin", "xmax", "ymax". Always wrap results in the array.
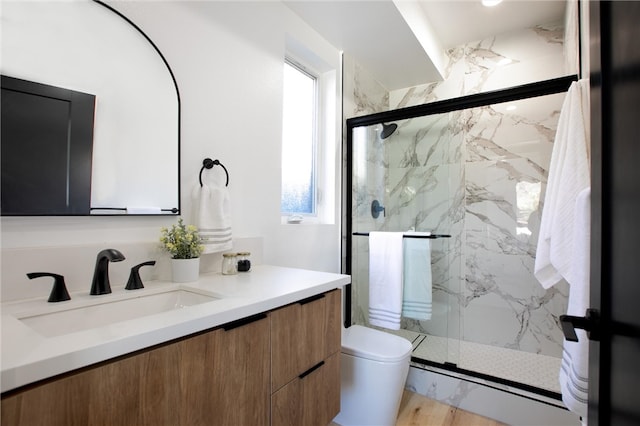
[
  {"xmin": 125, "ymin": 261, "xmax": 156, "ymax": 290},
  {"xmin": 27, "ymin": 272, "xmax": 71, "ymax": 302}
]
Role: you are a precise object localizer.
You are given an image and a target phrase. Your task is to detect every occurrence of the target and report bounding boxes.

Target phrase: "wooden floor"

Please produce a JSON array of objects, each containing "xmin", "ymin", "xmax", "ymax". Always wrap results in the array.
[
  {"xmin": 395, "ymin": 390, "xmax": 505, "ymax": 426},
  {"xmin": 331, "ymin": 390, "xmax": 505, "ymax": 426}
]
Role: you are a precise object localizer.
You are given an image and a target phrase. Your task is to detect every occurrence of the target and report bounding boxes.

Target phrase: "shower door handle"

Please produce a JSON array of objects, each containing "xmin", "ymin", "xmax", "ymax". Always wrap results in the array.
[{"xmin": 560, "ymin": 309, "xmax": 601, "ymax": 342}]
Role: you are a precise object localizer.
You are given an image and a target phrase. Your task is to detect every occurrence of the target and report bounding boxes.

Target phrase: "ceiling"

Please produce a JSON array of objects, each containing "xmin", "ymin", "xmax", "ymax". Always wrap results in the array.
[{"xmin": 283, "ymin": 0, "xmax": 567, "ymax": 91}]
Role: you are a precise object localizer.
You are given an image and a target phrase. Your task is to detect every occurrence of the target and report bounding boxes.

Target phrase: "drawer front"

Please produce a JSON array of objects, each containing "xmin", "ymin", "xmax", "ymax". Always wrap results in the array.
[
  {"xmin": 271, "ymin": 352, "xmax": 340, "ymax": 426},
  {"xmin": 271, "ymin": 289, "xmax": 341, "ymax": 392}
]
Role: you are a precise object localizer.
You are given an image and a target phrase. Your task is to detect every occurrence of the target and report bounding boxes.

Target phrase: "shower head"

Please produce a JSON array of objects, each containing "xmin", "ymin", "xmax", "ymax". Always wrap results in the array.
[{"xmin": 380, "ymin": 123, "xmax": 397, "ymax": 140}]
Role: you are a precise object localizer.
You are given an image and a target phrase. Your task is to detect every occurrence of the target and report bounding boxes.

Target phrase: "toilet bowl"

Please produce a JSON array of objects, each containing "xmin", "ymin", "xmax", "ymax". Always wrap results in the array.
[{"xmin": 333, "ymin": 325, "xmax": 413, "ymax": 426}]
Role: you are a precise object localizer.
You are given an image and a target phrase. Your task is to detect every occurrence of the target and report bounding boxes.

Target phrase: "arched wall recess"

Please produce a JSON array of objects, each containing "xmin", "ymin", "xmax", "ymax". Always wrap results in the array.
[{"xmin": 1, "ymin": 0, "xmax": 181, "ymax": 215}]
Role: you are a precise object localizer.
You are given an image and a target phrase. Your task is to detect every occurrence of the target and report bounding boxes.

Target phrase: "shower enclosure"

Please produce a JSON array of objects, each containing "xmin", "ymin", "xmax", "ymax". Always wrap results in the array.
[{"xmin": 344, "ymin": 75, "xmax": 576, "ymax": 398}]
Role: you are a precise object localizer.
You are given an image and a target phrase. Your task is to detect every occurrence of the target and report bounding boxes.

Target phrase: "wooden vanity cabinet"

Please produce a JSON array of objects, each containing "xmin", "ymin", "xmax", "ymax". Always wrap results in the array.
[
  {"xmin": 1, "ymin": 313, "xmax": 270, "ymax": 426},
  {"xmin": 270, "ymin": 289, "xmax": 342, "ymax": 426},
  {"xmin": 1, "ymin": 288, "xmax": 341, "ymax": 426}
]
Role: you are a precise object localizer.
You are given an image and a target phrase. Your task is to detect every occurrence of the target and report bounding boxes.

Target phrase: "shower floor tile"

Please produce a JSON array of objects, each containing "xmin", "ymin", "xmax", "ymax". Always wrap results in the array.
[
  {"xmin": 458, "ymin": 340, "xmax": 561, "ymax": 393},
  {"xmin": 412, "ymin": 334, "xmax": 451, "ymax": 364},
  {"xmin": 388, "ymin": 330, "xmax": 561, "ymax": 394}
]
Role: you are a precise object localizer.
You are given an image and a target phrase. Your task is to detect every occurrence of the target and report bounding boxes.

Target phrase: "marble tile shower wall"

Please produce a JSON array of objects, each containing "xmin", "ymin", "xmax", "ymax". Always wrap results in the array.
[
  {"xmin": 348, "ymin": 22, "xmax": 572, "ymax": 358},
  {"xmin": 342, "ymin": 55, "xmax": 390, "ymax": 273},
  {"xmin": 389, "ymin": 21, "xmax": 568, "ymax": 108},
  {"xmin": 460, "ymin": 93, "xmax": 568, "ymax": 356},
  {"xmin": 343, "ymin": 55, "xmax": 389, "ymax": 118}
]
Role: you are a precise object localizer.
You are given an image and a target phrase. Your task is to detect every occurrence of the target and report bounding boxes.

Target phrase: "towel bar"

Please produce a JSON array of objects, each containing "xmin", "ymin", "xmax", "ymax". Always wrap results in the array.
[
  {"xmin": 352, "ymin": 232, "xmax": 451, "ymax": 239},
  {"xmin": 90, "ymin": 207, "xmax": 178, "ymax": 213}
]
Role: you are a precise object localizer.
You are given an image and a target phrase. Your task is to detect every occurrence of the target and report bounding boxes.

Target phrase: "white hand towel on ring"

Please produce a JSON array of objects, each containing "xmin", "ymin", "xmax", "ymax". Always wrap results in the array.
[{"xmin": 192, "ymin": 176, "xmax": 233, "ymax": 254}]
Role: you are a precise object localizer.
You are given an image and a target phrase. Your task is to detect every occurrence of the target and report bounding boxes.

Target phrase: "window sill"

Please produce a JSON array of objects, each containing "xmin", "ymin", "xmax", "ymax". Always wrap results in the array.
[{"xmin": 280, "ymin": 215, "xmax": 323, "ymax": 225}]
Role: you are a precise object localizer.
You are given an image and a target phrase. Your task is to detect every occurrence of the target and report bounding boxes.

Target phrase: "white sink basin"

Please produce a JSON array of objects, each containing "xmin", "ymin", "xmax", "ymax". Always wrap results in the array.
[{"xmin": 18, "ymin": 289, "xmax": 218, "ymax": 337}]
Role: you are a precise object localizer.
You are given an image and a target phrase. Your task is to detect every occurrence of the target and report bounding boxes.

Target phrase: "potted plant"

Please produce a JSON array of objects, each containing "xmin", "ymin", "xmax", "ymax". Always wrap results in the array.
[{"xmin": 160, "ymin": 218, "xmax": 204, "ymax": 282}]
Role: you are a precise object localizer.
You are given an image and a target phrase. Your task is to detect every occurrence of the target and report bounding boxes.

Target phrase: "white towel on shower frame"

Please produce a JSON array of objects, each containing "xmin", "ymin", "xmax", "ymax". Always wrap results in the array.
[
  {"xmin": 535, "ymin": 79, "xmax": 590, "ymax": 289},
  {"xmin": 368, "ymin": 232, "xmax": 404, "ymax": 330},
  {"xmin": 559, "ymin": 187, "xmax": 590, "ymax": 420}
]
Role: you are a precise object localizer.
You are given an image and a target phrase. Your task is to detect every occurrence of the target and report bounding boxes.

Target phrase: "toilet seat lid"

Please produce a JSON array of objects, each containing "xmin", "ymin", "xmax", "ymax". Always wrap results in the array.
[{"xmin": 341, "ymin": 325, "xmax": 413, "ymax": 362}]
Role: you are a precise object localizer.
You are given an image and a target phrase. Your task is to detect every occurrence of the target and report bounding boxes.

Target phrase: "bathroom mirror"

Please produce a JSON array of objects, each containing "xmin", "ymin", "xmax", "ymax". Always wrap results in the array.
[{"xmin": 0, "ymin": 0, "xmax": 180, "ymax": 215}]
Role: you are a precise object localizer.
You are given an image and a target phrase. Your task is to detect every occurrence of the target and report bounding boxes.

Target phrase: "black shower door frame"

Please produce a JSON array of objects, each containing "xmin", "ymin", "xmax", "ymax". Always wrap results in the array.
[{"xmin": 341, "ymin": 74, "xmax": 578, "ymax": 398}]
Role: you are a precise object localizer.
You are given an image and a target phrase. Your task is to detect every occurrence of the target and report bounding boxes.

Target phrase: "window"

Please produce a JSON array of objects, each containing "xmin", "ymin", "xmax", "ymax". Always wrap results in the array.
[
  {"xmin": 281, "ymin": 60, "xmax": 317, "ymax": 215},
  {"xmin": 280, "ymin": 35, "xmax": 339, "ymax": 225}
]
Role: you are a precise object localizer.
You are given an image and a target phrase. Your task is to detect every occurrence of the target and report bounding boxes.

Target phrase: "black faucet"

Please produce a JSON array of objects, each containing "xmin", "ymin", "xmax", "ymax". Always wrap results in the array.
[
  {"xmin": 27, "ymin": 272, "xmax": 71, "ymax": 302},
  {"xmin": 90, "ymin": 249, "xmax": 125, "ymax": 295},
  {"xmin": 125, "ymin": 261, "xmax": 156, "ymax": 290}
]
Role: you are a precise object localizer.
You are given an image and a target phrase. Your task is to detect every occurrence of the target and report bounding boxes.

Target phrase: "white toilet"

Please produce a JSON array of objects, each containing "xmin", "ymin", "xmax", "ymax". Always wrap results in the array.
[{"xmin": 333, "ymin": 325, "xmax": 413, "ymax": 426}]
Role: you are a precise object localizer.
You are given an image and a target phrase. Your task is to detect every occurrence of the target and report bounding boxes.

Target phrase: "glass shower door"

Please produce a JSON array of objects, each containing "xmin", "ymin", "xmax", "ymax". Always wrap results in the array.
[
  {"xmin": 349, "ymin": 115, "xmax": 462, "ymax": 368},
  {"xmin": 346, "ymin": 76, "xmax": 576, "ymax": 396}
]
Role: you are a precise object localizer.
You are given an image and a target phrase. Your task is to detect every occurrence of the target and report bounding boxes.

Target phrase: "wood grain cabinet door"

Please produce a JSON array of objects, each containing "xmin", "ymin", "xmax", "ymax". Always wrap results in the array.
[
  {"xmin": 1, "ymin": 314, "xmax": 270, "ymax": 426},
  {"xmin": 181, "ymin": 314, "xmax": 270, "ymax": 426}
]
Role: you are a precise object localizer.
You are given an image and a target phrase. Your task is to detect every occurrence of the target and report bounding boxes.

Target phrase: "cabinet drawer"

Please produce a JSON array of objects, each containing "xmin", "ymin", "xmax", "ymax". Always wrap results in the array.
[
  {"xmin": 270, "ymin": 289, "xmax": 341, "ymax": 392},
  {"xmin": 271, "ymin": 352, "xmax": 340, "ymax": 426}
]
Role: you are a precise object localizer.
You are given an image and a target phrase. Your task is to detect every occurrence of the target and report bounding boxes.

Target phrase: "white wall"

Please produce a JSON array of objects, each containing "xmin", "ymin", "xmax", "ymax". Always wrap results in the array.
[{"xmin": 1, "ymin": 1, "xmax": 343, "ymax": 301}]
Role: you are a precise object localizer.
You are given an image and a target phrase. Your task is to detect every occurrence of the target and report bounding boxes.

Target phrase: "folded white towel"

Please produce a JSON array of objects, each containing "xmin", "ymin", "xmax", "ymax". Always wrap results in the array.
[
  {"xmin": 192, "ymin": 180, "xmax": 233, "ymax": 254},
  {"xmin": 402, "ymin": 233, "xmax": 432, "ymax": 321},
  {"xmin": 535, "ymin": 79, "xmax": 590, "ymax": 289},
  {"xmin": 368, "ymin": 232, "xmax": 404, "ymax": 330},
  {"xmin": 126, "ymin": 206, "xmax": 162, "ymax": 214},
  {"xmin": 560, "ymin": 187, "xmax": 590, "ymax": 419}
]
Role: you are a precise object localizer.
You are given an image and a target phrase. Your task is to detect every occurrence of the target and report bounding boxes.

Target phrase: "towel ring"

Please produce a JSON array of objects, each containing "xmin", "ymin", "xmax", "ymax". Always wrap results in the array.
[{"xmin": 199, "ymin": 158, "xmax": 229, "ymax": 187}]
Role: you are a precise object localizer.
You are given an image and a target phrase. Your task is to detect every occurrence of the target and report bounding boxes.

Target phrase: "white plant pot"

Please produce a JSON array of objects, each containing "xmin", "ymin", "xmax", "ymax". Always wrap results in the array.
[{"xmin": 171, "ymin": 258, "xmax": 200, "ymax": 283}]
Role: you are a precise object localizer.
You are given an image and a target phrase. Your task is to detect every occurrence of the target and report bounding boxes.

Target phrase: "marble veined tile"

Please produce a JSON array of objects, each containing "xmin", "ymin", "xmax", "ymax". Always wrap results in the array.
[
  {"xmin": 462, "ymin": 286, "xmax": 566, "ymax": 356},
  {"xmin": 464, "ymin": 93, "xmax": 564, "ymax": 167},
  {"xmin": 386, "ymin": 113, "xmax": 463, "ymax": 169},
  {"xmin": 389, "ymin": 21, "xmax": 566, "ymax": 108},
  {"xmin": 406, "ymin": 366, "xmax": 580, "ymax": 425},
  {"xmin": 344, "ymin": 55, "xmax": 388, "ymax": 118}
]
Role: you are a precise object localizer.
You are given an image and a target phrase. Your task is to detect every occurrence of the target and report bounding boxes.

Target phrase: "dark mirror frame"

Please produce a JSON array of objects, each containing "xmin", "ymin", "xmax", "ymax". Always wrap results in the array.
[{"xmin": 91, "ymin": 0, "xmax": 181, "ymax": 216}]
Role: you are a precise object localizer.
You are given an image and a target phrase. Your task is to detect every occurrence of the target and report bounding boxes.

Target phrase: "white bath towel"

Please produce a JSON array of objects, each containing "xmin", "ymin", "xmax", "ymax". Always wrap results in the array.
[
  {"xmin": 368, "ymin": 232, "xmax": 404, "ymax": 330},
  {"xmin": 560, "ymin": 187, "xmax": 590, "ymax": 420},
  {"xmin": 535, "ymin": 79, "xmax": 590, "ymax": 289},
  {"xmin": 402, "ymin": 232, "xmax": 432, "ymax": 321},
  {"xmin": 192, "ymin": 179, "xmax": 233, "ymax": 254}
]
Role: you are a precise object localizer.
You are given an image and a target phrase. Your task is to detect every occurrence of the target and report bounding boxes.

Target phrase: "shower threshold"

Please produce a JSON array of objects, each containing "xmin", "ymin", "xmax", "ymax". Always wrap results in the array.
[{"xmin": 389, "ymin": 329, "xmax": 563, "ymax": 399}]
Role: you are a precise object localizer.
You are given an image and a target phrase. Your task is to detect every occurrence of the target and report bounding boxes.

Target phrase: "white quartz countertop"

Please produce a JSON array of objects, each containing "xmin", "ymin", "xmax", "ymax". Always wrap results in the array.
[{"xmin": 1, "ymin": 265, "xmax": 351, "ymax": 393}]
